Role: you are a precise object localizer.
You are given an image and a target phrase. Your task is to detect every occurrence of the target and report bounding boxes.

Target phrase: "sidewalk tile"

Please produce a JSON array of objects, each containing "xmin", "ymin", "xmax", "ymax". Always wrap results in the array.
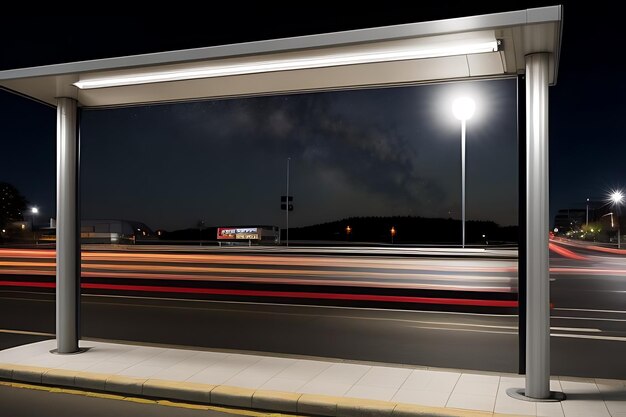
[
  {"xmin": 260, "ymin": 377, "xmax": 308, "ymax": 392},
  {"xmin": 392, "ymin": 388, "xmax": 451, "ymax": 407},
  {"xmin": 355, "ymin": 366, "xmax": 411, "ymax": 389},
  {"xmin": 345, "ymin": 385, "xmax": 398, "ymax": 401}
]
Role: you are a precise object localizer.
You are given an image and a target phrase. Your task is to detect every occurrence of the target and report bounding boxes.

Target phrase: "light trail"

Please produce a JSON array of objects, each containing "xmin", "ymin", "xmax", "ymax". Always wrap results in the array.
[{"xmin": 0, "ymin": 248, "xmax": 519, "ymax": 294}]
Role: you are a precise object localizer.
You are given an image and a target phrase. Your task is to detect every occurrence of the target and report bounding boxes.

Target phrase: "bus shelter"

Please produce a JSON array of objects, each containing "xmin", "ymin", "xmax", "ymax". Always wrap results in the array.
[{"xmin": 0, "ymin": 6, "xmax": 562, "ymax": 400}]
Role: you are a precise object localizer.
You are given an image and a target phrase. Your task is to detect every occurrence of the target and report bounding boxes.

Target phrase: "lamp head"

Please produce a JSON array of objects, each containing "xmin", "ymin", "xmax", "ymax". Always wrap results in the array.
[
  {"xmin": 452, "ymin": 97, "xmax": 476, "ymax": 121},
  {"xmin": 31, "ymin": 207, "xmax": 39, "ymax": 214},
  {"xmin": 610, "ymin": 190, "xmax": 624, "ymax": 205}
]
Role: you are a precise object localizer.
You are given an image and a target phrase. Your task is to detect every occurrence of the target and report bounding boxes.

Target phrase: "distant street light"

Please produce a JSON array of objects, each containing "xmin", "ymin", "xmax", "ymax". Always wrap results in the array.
[
  {"xmin": 30, "ymin": 206, "xmax": 39, "ymax": 244},
  {"xmin": 586, "ymin": 197, "xmax": 590, "ymax": 226},
  {"xmin": 390, "ymin": 226, "xmax": 396, "ymax": 244},
  {"xmin": 286, "ymin": 157, "xmax": 291, "ymax": 247},
  {"xmin": 345, "ymin": 225, "xmax": 351, "ymax": 240},
  {"xmin": 452, "ymin": 97, "xmax": 475, "ymax": 248},
  {"xmin": 609, "ymin": 190, "xmax": 624, "ymax": 248}
]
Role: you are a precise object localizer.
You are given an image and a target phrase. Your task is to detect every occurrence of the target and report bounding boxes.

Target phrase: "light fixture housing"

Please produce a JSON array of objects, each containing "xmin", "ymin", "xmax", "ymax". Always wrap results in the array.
[
  {"xmin": 452, "ymin": 97, "xmax": 476, "ymax": 121},
  {"xmin": 74, "ymin": 38, "xmax": 500, "ymax": 90}
]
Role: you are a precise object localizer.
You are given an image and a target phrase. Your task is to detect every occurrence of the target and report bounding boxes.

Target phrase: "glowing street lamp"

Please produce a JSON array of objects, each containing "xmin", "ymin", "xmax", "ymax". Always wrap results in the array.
[
  {"xmin": 452, "ymin": 97, "xmax": 475, "ymax": 248},
  {"xmin": 30, "ymin": 206, "xmax": 39, "ymax": 243},
  {"xmin": 609, "ymin": 190, "xmax": 624, "ymax": 248},
  {"xmin": 390, "ymin": 226, "xmax": 396, "ymax": 244}
]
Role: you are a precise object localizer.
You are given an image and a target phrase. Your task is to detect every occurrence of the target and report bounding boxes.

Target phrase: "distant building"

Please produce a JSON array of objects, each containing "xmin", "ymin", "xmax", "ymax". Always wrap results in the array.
[
  {"xmin": 553, "ymin": 209, "xmax": 586, "ymax": 233},
  {"xmin": 39, "ymin": 219, "xmax": 154, "ymax": 244}
]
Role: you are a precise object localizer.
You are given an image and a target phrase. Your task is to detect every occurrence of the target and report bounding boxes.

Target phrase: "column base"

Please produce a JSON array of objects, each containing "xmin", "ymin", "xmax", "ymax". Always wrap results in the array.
[
  {"xmin": 49, "ymin": 347, "xmax": 90, "ymax": 355},
  {"xmin": 506, "ymin": 387, "xmax": 566, "ymax": 402}
]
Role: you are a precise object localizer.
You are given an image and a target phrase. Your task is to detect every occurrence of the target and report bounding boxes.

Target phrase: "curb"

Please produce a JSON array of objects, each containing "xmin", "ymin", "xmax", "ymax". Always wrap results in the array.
[{"xmin": 0, "ymin": 363, "xmax": 526, "ymax": 417}]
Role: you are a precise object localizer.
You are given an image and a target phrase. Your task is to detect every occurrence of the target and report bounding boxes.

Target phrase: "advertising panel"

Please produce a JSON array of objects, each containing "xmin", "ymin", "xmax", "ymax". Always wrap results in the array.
[{"xmin": 217, "ymin": 227, "xmax": 259, "ymax": 240}]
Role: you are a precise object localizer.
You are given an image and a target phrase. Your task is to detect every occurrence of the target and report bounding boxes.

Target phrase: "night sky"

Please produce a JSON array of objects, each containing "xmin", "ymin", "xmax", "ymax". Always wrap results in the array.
[
  {"xmin": 1, "ymin": 3, "xmax": 624, "ymax": 232},
  {"xmin": 80, "ymin": 80, "xmax": 517, "ymax": 230}
]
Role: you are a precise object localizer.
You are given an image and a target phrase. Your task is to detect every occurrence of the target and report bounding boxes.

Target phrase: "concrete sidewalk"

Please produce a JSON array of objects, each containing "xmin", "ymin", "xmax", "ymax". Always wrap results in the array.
[{"xmin": 0, "ymin": 339, "xmax": 623, "ymax": 417}]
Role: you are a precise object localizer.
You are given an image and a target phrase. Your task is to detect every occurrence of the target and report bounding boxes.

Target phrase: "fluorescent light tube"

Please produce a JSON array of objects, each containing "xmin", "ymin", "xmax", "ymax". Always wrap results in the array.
[{"xmin": 74, "ymin": 40, "xmax": 499, "ymax": 89}]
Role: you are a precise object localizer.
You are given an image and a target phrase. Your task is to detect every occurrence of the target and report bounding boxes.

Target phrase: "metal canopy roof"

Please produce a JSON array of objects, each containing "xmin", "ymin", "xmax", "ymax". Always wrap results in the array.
[{"xmin": 0, "ymin": 6, "xmax": 562, "ymax": 108}]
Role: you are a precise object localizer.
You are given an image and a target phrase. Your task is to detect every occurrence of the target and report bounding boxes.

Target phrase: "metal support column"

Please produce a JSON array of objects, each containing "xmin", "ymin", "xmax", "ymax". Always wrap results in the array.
[
  {"xmin": 508, "ymin": 53, "xmax": 564, "ymax": 402},
  {"xmin": 56, "ymin": 97, "xmax": 81, "ymax": 354}
]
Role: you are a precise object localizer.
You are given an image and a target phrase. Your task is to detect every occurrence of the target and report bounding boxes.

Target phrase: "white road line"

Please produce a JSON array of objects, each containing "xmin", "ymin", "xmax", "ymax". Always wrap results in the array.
[
  {"xmin": 554, "ymin": 307, "xmax": 626, "ymax": 314},
  {"xmin": 551, "ymin": 333, "xmax": 626, "ymax": 342},
  {"xmin": 0, "ymin": 329, "xmax": 54, "ymax": 337},
  {"xmin": 549, "ymin": 327, "xmax": 601, "ymax": 333},
  {"xmin": 411, "ymin": 326, "xmax": 517, "ymax": 335},
  {"xmin": 552, "ymin": 316, "xmax": 626, "ymax": 323},
  {"xmin": 343, "ymin": 317, "xmax": 517, "ymax": 328}
]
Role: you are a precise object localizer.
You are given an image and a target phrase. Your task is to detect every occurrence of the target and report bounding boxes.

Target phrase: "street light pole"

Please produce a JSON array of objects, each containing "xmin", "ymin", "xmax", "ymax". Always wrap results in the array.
[
  {"xmin": 610, "ymin": 190, "xmax": 624, "ymax": 249},
  {"xmin": 30, "ymin": 207, "xmax": 39, "ymax": 244},
  {"xmin": 461, "ymin": 118, "xmax": 466, "ymax": 248},
  {"xmin": 286, "ymin": 157, "xmax": 290, "ymax": 247},
  {"xmin": 586, "ymin": 198, "xmax": 590, "ymax": 226},
  {"xmin": 452, "ymin": 97, "xmax": 475, "ymax": 249}
]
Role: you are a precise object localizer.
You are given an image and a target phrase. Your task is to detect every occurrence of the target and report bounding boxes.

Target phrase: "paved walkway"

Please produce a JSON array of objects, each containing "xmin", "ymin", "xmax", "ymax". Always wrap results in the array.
[{"xmin": 0, "ymin": 339, "xmax": 624, "ymax": 416}]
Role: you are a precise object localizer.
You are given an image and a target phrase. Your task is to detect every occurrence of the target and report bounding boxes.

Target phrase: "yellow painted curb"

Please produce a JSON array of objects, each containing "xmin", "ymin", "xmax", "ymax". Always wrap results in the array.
[
  {"xmin": 337, "ymin": 397, "xmax": 396, "ymax": 417},
  {"xmin": 10, "ymin": 364, "xmax": 48, "ymax": 384},
  {"xmin": 157, "ymin": 399, "xmax": 211, "ymax": 410},
  {"xmin": 143, "ymin": 378, "xmax": 214, "ymax": 403},
  {"xmin": 74, "ymin": 371, "xmax": 108, "ymax": 391},
  {"xmin": 43, "ymin": 368, "xmax": 78, "ymax": 386},
  {"xmin": 85, "ymin": 391, "xmax": 127, "ymax": 400},
  {"xmin": 121, "ymin": 396, "xmax": 155, "ymax": 404},
  {"xmin": 297, "ymin": 394, "xmax": 338, "ymax": 416},
  {"xmin": 252, "ymin": 389, "xmax": 302, "ymax": 413},
  {"xmin": 49, "ymin": 387, "xmax": 89, "ymax": 396},
  {"xmin": 0, "ymin": 362, "xmax": 13, "ymax": 379},
  {"xmin": 105, "ymin": 375, "xmax": 147, "ymax": 395},
  {"xmin": 211, "ymin": 385, "xmax": 256, "ymax": 408}
]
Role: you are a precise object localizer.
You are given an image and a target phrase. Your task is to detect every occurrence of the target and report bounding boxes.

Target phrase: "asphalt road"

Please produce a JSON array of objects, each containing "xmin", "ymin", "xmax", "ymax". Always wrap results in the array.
[
  {"xmin": 0, "ymin": 242, "xmax": 624, "ymax": 380},
  {"xmin": 0, "ymin": 382, "xmax": 278, "ymax": 417}
]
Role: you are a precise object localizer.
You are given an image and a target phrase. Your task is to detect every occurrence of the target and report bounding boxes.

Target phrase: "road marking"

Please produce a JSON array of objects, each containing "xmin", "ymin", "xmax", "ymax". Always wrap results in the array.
[
  {"xmin": 554, "ymin": 307, "xmax": 626, "ymax": 314},
  {"xmin": 0, "ymin": 328, "xmax": 54, "ymax": 337},
  {"xmin": 552, "ymin": 316, "xmax": 626, "ymax": 323},
  {"xmin": 549, "ymin": 327, "xmax": 601, "ymax": 333},
  {"xmin": 0, "ymin": 380, "xmax": 297, "ymax": 416},
  {"xmin": 551, "ymin": 333, "xmax": 626, "ymax": 342},
  {"xmin": 78, "ymin": 293, "xmax": 519, "ymax": 317},
  {"xmin": 411, "ymin": 325, "xmax": 517, "ymax": 335}
]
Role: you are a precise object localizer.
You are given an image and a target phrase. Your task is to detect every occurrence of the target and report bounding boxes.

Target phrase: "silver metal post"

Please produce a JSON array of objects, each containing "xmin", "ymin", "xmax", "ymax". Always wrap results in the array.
[
  {"xmin": 586, "ymin": 198, "xmax": 589, "ymax": 226},
  {"xmin": 525, "ymin": 52, "xmax": 550, "ymax": 399},
  {"xmin": 461, "ymin": 119, "xmax": 466, "ymax": 248},
  {"xmin": 286, "ymin": 157, "xmax": 290, "ymax": 247},
  {"xmin": 56, "ymin": 97, "xmax": 80, "ymax": 354},
  {"xmin": 508, "ymin": 52, "xmax": 563, "ymax": 402}
]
